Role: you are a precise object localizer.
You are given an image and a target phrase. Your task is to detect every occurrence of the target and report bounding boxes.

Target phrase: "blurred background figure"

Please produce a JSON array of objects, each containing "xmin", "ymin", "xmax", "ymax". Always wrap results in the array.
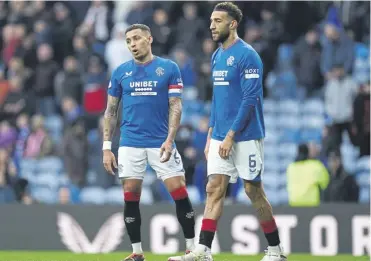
[
  {"xmin": 286, "ymin": 144, "xmax": 329, "ymax": 207},
  {"xmin": 323, "ymin": 149, "xmax": 359, "ymax": 202}
]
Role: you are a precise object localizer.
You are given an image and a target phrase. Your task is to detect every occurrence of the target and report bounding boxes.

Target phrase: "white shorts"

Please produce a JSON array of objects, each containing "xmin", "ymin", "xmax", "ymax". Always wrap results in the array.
[
  {"xmin": 118, "ymin": 147, "xmax": 185, "ymax": 181},
  {"xmin": 207, "ymin": 139, "xmax": 264, "ymax": 183}
]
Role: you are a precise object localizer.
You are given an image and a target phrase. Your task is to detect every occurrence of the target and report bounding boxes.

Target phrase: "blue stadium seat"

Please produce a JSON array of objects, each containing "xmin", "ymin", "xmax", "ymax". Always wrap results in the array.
[
  {"xmin": 265, "ymin": 130, "xmax": 280, "ymax": 145},
  {"xmin": 80, "ymin": 187, "xmax": 106, "ymax": 205},
  {"xmin": 356, "ymin": 156, "xmax": 370, "ymax": 173},
  {"xmin": 263, "ymin": 172, "xmax": 280, "ymax": 190},
  {"xmin": 279, "ymin": 100, "xmax": 300, "ymax": 116},
  {"xmin": 105, "ymin": 186, "xmax": 124, "ymax": 205},
  {"xmin": 183, "ymin": 86, "xmax": 199, "ymax": 101},
  {"xmin": 264, "ymin": 157, "xmax": 281, "ymax": 173},
  {"xmin": 277, "ymin": 44, "xmax": 294, "ymax": 68},
  {"xmin": 359, "ymin": 188, "xmax": 370, "ymax": 203},
  {"xmin": 354, "ymin": 42, "xmax": 369, "ymax": 58},
  {"xmin": 264, "ymin": 114, "xmax": 278, "ymax": 131},
  {"xmin": 44, "ymin": 115, "xmax": 63, "ymax": 143},
  {"xmin": 142, "ymin": 170, "xmax": 157, "ymax": 186},
  {"xmin": 278, "ymin": 143, "xmax": 297, "ymax": 159},
  {"xmin": 280, "ymin": 128, "xmax": 301, "ymax": 143},
  {"xmin": 278, "ymin": 115, "xmax": 300, "ymax": 129},
  {"xmin": 279, "ymin": 158, "xmax": 294, "ymax": 172},
  {"xmin": 264, "ymin": 188, "xmax": 280, "ymax": 206},
  {"xmin": 32, "ymin": 186, "xmax": 57, "ymax": 204},
  {"xmin": 37, "ymin": 157, "xmax": 64, "ymax": 174},
  {"xmin": 87, "ymin": 129, "xmax": 100, "ymax": 146},
  {"xmin": 279, "ymin": 188, "xmax": 289, "ymax": 204},
  {"xmin": 300, "ymin": 116, "xmax": 325, "ymax": 129},
  {"xmin": 187, "ymin": 185, "xmax": 202, "ymax": 205},
  {"xmin": 302, "ymin": 99, "xmax": 325, "ymax": 116},
  {"xmin": 300, "ymin": 128, "xmax": 322, "ymax": 143},
  {"xmin": 355, "ymin": 172, "xmax": 370, "ymax": 187},
  {"xmin": 36, "ymin": 172, "xmax": 61, "ymax": 188},
  {"xmin": 20, "ymin": 159, "xmax": 37, "ymax": 175},
  {"xmin": 263, "ymin": 99, "xmax": 277, "ymax": 115},
  {"xmin": 141, "ymin": 186, "xmax": 154, "ymax": 205}
]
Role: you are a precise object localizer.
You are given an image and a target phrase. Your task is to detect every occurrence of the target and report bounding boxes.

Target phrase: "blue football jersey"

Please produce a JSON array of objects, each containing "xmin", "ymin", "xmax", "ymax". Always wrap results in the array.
[
  {"xmin": 108, "ymin": 56, "xmax": 183, "ymax": 148},
  {"xmin": 209, "ymin": 39, "xmax": 265, "ymax": 142}
]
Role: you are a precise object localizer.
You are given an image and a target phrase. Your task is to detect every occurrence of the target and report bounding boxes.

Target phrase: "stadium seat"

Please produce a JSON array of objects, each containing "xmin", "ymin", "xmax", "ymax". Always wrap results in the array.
[
  {"xmin": 299, "ymin": 128, "xmax": 322, "ymax": 143},
  {"xmin": 300, "ymin": 116, "xmax": 325, "ymax": 129},
  {"xmin": 278, "ymin": 115, "xmax": 300, "ymax": 129},
  {"xmin": 265, "ymin": 130, "xmax": 280, "ymax": 145},
  {"xmin": 263, "ymin": 172, "xmax": 280, "ymax": 190},
  {"xmin": 105, "ymin": 186, "xmax": 124, "ymax": 205},
  {"xmin": 355, "ymin": 172, "xmax": 370, "ymax": 187},
  {"xmin": 279, "ymin": 100, "xmax": 300, "ymax": 116},
  {"xmin": 263, "ymin": 99, "xmax": 278, "ymax": 115},
  {"xmin": 187, "ymin": 185, "xmax": 202, "ymax": 205},
  {"xmin": 31, "ymin": 186, "xmax": 57, "ymax": 204},
  {"xmin": 356, "ymin": 156, "xmax": 370, "ymax": 172},
  {"xmin": 302, "ymin": 99, "xmax": 325, "ymax": 116},
  {"xmin": 35, "ymin": 172, "xmax": 61, "ymax": 188},
  {"xmin": 359, "ymin": 188, "xmax": 370, "ymax": 203},
  {"xmin": 80, "ymin": 187, "xmax": 106, "ymax": 205},
  {"xmin": 279, "ymin": 188, "xmax": 289, "ymax": 204},
  {"xmin": 20, "ymin": 159, "xmax": 37, "ymax": 175},
  {"xmin": 264, "ymin": 114, "xmax": 278, "ymax": 131},
  {"xmin": 142, "ymin": 170, "xmax": 157, "ymax": 186},
  {"xmin": 141, "ymin": 186, "xmax": 154, "ymax": 205},
  {"xmin": 87, "ymin": 128, "xmax": 100, "ymax": 146},
  {"xmin": 37, "ymin": 157, "xmax": 64, "ymax": 174},
  {"xmin": 264, "ymin": 158, "xmax": 281, "ymax": 173},
  {"xmin": 278, "ymin": 143, "xmax": 297, "ymax": 159},
  {"xmin": 280, "ymin": 128, "xmax": 301, "ymax": 143},
  {"xmin": 264, "ymin": 188, "xmax": 280, "ymax": 206}
]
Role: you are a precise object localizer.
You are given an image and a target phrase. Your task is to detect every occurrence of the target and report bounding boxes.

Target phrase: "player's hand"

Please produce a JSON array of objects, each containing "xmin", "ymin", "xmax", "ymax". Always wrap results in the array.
[
  {"xmin": 219, "ymin": 136, "xmax": 233, "ymax": 159},
  {"xmin": 204, "ymin": 138, "xmax": 211, "ymax": 160},
  {"xmin": 103, "ymin": 150, "xmax": 117, "ymax": 175},
  {"xmin": 160, "ymin": 139, "xmax": 173, "ymax": 163}
]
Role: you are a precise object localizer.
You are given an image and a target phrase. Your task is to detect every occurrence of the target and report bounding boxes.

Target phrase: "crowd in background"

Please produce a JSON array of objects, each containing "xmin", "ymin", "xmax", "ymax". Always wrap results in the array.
[{"xmin": 0, "ymin": 1, "xmax": 369, "ymax": 206}]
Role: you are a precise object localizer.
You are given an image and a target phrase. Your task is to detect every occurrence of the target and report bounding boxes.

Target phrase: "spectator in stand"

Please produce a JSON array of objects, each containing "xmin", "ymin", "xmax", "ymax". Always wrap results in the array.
[
  {"xmin": 14, "ymin": 33, "xmax": 38, "ymax": 69},
  {"xmin": 125, "ymin": 2, "xmax": 153, "ymax": 26},
  {"xmin": 83, "ymin": 56, "xmax": 107, "ymax": 130},
  {"xmin": 149, "ymin": 8, "xmax": 172, "ymax": 57},
  {"xmin": 105, "ymin": 22, "xmax": 132, "ymax": 74},
  {"xmin": 13, "ymin": 178, "xmax": 33, "ymax": 205},
  {"xmin": 175, "ymin": 3, "xmax": 206, "ymax": 53},
  {"xmin": 33, "ymin": 19, "xmax": 52, "ymax": 47},
  {"xmin": 83, "ymin": 0, "xmax": 111, "ymax": 43},
  {"xmin": 23, "ymin": 115, "xmax": 53, "ymax": 159},
  {"xmin": 33, "ymin": 43, "xmax": 59, "ymax": 116},
  {"xmin": 321, "ymin": 6, "xmax": 354, "ymax": 80},
  {"xmin": 72, "ymin": 34, "xmax": 91, "ymax": 74},
  {"xmin": 325, "ymin": 63, "xmax": 358, "ymax": 149},
  {"xmin": 286, "ymin": 144, "xmax": 329, "ymax": 207},
  {"xmin": 0, "ymin": 67, "xmax": 9, "ymax": 106},
  {"xmin": 1, "ymin": 76, "xmax": 35, "ymax": 124},
  {"xmin": 323, "ymin": 149, "xmax": 359, "ymax": 202},
  {"xmin": 54, "ymin": 55, "xmax": 83, "ymax": 107},
  {"xmin": 13, "ymin": 113, "xmax": 30, "ymax": 172},
  {"xmin": 195, "ymin": 38, "xmax": 215, "ymax": 101},
  {"xmin": 293, "ymin": 26, "xmax": 323, "ymax": 98},
  {"xmin": 259, "ymin": 4, "xmax": 284, "ymax": 51},
  {"xmin": 171, "ymin": 46, "xmax": 197, "ymax": 88},
  {"xmin": 0, "ymin": 149, "xmax": 16, "ymax": 203},
  {"xmin": 353, "ymin": 81, "xmax": 370, "ymax": 156},
  {"xmin": 62, "ymin": 97, "xmax": 88, "ymax": 187},
  {"xmin": 52, "ymin": 3, "xmax": 75, "ymax": 65},
  {"xmin": 0, "ymin": 120, "xmax": 17, "ymax": 150},
  {"xmin": 2, "ymin": 24, "xmax": 26, "ymax": 66},
  {"xmin": 7, "ymin": 57, "xmax": 34, "ymax": 92}
]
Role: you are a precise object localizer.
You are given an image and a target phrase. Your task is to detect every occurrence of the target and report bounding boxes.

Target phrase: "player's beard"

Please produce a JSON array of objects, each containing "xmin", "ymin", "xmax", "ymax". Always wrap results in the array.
[{"xmin": 216, "ymin": 29, "xmax": 230, "ymax": 44}]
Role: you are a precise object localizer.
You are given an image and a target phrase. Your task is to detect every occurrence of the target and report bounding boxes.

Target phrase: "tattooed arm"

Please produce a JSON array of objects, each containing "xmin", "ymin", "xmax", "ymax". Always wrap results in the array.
[
  {"xmin": 103, "ymin": 95, "xmax": 121, "ymax": 142},
  {"xmin": 167, "ymin": 97, "xmax": 182, "ymax": 142},
  {"xmin": 159, "ymin": 96, "xmax": 182, "ymax": 162}
]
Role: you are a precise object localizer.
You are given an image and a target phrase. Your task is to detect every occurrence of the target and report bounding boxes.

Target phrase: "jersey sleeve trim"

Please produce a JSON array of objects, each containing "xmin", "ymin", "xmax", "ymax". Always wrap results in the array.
[{"xmin": 168, "ymin": 84, "xmax": 183, "ymax": 94}]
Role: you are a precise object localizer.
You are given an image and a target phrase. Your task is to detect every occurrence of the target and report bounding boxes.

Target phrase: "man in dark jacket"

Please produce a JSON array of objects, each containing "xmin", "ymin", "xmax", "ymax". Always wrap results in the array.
[{"xmin": 323, "ymin": 150, "xmax": 359, "ymax": 202}]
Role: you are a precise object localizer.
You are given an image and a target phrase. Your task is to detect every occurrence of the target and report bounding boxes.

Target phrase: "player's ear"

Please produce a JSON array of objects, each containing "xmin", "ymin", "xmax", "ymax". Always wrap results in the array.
[
  {"xmin": 230, "ymin": 20, "xmax": 237, "ymax": 30},
  {"xmin": 148, "ymin": 36, "xmax": 153, "ymax": 44}
]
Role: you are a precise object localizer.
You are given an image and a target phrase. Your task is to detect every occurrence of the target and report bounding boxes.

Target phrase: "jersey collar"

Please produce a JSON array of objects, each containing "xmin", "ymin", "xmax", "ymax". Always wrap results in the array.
[{"xmin": 221, "ymin": 38, "xmax": 241, "ymax": 51}]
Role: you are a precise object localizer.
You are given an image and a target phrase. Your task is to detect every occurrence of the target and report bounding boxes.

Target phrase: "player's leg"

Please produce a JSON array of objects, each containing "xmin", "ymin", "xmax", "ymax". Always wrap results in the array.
[
  {"xmin": 148, "ymin": 148, "xmax": 196, "ymax": 252},
  {"xmin": 163, "ymin": 175, "xmax": 196, "ymax": 252},
  {"xmin": 236, "ymin": 140, "xmax": 286, "ymax": 261},
  {"xmin": 118, "ymin": 147, "xmax": 147, "ymax": 261},
  {"xmin": 168, "ymin": 139, "xmax": 236, "ymax": 261}
]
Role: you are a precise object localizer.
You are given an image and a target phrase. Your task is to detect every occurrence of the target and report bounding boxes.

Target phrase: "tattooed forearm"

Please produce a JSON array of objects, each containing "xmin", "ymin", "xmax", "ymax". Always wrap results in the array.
[
  {"xmin": 103, "ymin": 96, "xmax": 120, "ymax": 141},
  {"xmin": 167, "ymin": 97, "xmax": 182, "ymax": 142}
]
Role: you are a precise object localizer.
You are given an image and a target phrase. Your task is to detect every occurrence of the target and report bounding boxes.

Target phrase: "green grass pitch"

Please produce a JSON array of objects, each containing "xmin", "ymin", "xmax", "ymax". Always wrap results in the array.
[{"xmin": 0, "ymin": 252, "xmax": 369, "ymax": 261}]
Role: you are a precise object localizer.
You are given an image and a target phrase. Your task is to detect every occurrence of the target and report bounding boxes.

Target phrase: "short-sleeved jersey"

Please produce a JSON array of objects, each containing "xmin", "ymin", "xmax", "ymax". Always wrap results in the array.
[
  {"xmin": 108, "ymin": 56, "xmax": 183, "ymax": 148},
  {"xmin": 209, "ymin": 39, "xmax": 265, "ymax": 142}
]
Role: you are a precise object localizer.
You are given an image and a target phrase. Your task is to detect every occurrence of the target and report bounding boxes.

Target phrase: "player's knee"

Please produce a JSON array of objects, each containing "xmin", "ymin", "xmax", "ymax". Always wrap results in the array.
[
  {"xmin": 206, "ymin": 181, "xmax": 225, "ymax": 199},
  {"xmin": 244, "ymin": 183, "xmax": 264, "ymax": 203},
  {"xmin": 122, "ymin": 180, "xmax": 142, "ymax": 201}
]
